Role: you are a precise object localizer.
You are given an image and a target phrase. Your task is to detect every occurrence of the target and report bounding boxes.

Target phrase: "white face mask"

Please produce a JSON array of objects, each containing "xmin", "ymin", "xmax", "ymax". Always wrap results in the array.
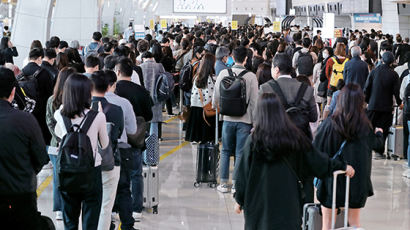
[{"xmin": 323, "ymin": 52, "xmax": 329, "ymax": 59}]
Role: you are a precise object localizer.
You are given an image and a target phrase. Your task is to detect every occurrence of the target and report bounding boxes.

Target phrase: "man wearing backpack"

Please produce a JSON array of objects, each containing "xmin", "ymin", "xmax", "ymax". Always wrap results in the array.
[
  {"xmin": 213, "ymin": 46, "xmax": 259, "ymax": 194},
  {"xmin": 0, "ymin": 67, "xmax": 49, "ymax": 230},
  {"xmin": 292, "ymin": 37, "xmax": 317, "ymax": 78},
  {"xmin": 20, "ymin": 48, "xmax": 54, "ymax": 144},
  {"xmin": 83, "ymin": 32, "xmax": 104, "ymax": 57},
  {"xmin": 90, "ymin": 72, "xmax": 125, "ymax": 230},
  {"xmin": 258, "ymin": 54, "xmax": 318, "ymax": 204}
]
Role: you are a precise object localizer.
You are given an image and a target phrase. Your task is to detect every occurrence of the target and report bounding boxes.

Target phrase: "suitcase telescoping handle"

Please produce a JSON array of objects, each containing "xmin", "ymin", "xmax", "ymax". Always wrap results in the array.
[
  {"xmin": 215, "ymin": 108, "xmax": 219, "ymax": 144},
  {"xmin": 331, "ymin": 170, "xmax": 350, "ymax": 229}
]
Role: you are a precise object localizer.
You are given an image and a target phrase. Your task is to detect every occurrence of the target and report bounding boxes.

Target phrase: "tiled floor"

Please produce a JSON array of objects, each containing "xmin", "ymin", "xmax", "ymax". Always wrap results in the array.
[{"xmin": 37, "ymin": 117, "xmax": 410, "ymax": 230}]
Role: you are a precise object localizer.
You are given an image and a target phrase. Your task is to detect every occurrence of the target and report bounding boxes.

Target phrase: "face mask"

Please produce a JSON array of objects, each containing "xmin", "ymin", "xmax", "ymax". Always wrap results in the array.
[
  {"xmin": 226, "ymin": 56, "xmax": 234, "ymax": 67},
  {"xmin": 323, "ymin": 53, "xmax": 329, "ymax": 59}
]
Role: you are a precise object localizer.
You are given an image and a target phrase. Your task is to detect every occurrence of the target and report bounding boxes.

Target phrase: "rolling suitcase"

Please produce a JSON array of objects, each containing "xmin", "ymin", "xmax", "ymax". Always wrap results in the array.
[
  {"xmin": 144, "ymin": 133, "xmax": 160, "ymax": 166},
  {"xmin": 193, "ymin": 110, "xmax": 219, "ymax": 188},
  {"xmin": 302, "ymin": 171, "xmax": 352, "ymax": 230},
  {"xmin": 387, "ymin": 106, "xmax": 404, "ymax": 160},
  {"xmin": 143, "ymin": 165, "xmax": 159, "ymax": 214}
]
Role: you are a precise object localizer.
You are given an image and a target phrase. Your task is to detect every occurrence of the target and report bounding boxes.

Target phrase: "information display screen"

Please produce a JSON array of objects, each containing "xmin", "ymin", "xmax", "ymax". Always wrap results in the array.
[{"xmin": 173, "ymin": 0, "xmax": 227, "ymax": 14}]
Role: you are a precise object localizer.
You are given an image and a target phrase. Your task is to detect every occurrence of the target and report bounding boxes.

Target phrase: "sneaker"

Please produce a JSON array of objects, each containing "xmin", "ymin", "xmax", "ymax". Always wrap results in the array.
[
  {"xmin": 231, "ymin": 185, "xmax": 236, "ymax": 194},
  {"xmin": 111, "ymin": 212, "xmax": 119, "ymax": 222},
  {"xmin": 373, "ymin": 152, "xmax": 385, "ymax": 160},
  {"xmin": 217, "ymin": 183, "xmax": 230, "ymax": 193},
  {"xmin": 132, "ymin": 212, "xmax": 142, "ymax": 222},
  {"xmin": 402, "ymin": 169, "xmax": 410, "ymax": 178},
  {"xmin": 55, "ymin": 211, "xmax": 63, "ymax": 220}
]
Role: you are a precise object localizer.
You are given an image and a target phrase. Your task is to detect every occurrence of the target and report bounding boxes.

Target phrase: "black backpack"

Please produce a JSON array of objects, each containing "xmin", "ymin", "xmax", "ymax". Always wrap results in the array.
[
  {"xmin": 179, "ymin": 61, "xmax": 199, "ymax": 92},
  {"xmin": 16, "ymin": 68, "xmax": 43, "ymax": 103},
  {"xmin": 297, "ymin": 51, "xmax": 314, "ymax": 76},
  {"xmin": 404, "ymin": 77, "xmax": 410, "ymax": 116},
  {"xmin": 219, "ymin": 69, "xmax": 248, "ymax": 116},
  {"xmin": 153, "ymin": 72, "xmax": 174, "ymax": 103},
  {"xmin": 269, "ymin": 80, "xmax": 311, "ymax": 138},
  {"xmin": 57, "ymin": 110, "xmax": 98, "ymax": 193}
]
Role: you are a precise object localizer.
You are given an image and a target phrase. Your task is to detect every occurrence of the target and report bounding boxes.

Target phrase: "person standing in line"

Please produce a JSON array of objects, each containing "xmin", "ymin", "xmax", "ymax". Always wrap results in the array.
[
  {"xmin": 314, "ymin": 84, "xmax": 384, "ymax": 229},
  {"xmin": 343, "ymin": 46, "xmax": 369, "ymax": 89},
  {"xmin": 41, "ymin": 48, "xmax": 59, "ymax": 83},
  {"xmin": 114, "ymin": 58, "xmax": 152, "ymax": 227},
  {"xmin": 45, "ymin": 67, "xmax": 77, "ymax": 221},
  {"xmin": 215, "ymin": 46, "xmax": 230, "ymax": 76},
  {"xmin": 213, "ymin": 46, "xmax": 259, "ymax": 194},
  {"xmin": 234, "ymin": 93, "xmax": 354, "ymax": 230},
  {"xmin": 0, "ymin": 37, "xmax": 18, "ymax": 64},
  {"xmin": 0, "ymin": 67, "xmax": 49, "ymax": 229},
  {"xmin": 54, "ymin": 73, "xmax": 109, "ymax": 230},
  {"xmin": 364, "ymin": 51, "xmax": 402, "ymax": 159}
]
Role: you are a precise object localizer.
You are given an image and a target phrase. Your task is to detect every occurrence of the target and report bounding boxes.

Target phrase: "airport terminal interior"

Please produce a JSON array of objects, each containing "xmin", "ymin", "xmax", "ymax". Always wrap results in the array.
[{"xmin": 0, "ymin": 0, "xmax": 409, "ymax": 230}]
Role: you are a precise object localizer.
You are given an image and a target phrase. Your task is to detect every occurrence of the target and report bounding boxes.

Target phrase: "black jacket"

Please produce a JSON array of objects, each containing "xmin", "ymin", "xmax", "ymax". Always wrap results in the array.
[
  {"xmin": 364, "ymin": 64, "xmax": 402, "ymax": 112},
  {"xmin": 396, "ymin": 43, "xmax": 410, "ymax": 66},
  {"xmin": 41, "ymin": 61, "xmax": 59, "ymax": 84},
  {"xmin": 234, "ymin": 136, "xmax": 346, "ymax": 230},
  {"xmin": 1, "ymin": 47, "xmax": 18, "ymax": 64},
  {"xmin": 115, "ymin": 80, "xmax": 153, "ymax": 122},
  {"xmin": 313, "ymin": 118, "xmax": 384, "ymax": 208},
  {"xmin": 0, "ymin": 100, "xmax": 49, "ymax": 195},
  {"xmin": 343, "ymin": 56, "xmax": 369, "ymax": 89},
  {"xmin": 22, "ymin": 62, "xmax": 54, "ymax": 144}
]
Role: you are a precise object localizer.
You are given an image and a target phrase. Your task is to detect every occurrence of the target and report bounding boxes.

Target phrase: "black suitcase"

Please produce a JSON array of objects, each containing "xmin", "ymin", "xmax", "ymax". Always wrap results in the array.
[{"xmin": 194, "ymin": 109, "xmax": 220, "ymax": 188}]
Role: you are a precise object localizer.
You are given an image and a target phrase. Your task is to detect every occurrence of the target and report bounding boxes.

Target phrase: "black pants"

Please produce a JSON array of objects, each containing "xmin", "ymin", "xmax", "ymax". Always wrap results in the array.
[
  {"xmin": 404, "ymin": 114, "xmax": 409, "ymax": 159},
  {"xmin": 61, "ymin": 166, "xmax": 102, "ymax": 230},
  {"xmin": 113, "ymin": 161, "xmax": 134, "ymax": 230},
  {"xmin": 0, "ymin": 193, "xmax": 40, "ymax": 230},
  {"xmin": 367, "ymin": 110, "xmax": 393, "ymax": 154}
]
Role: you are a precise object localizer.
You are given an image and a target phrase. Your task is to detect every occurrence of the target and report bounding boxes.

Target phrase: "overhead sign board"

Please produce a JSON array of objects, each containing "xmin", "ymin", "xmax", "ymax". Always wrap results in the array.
[
  {"xmin": 353, "ymin": 13, "xmax": 381, "ymax": 23},
  {"xmin": 231, "ymin": 21, "xmax": 238, "ymax": 30}
]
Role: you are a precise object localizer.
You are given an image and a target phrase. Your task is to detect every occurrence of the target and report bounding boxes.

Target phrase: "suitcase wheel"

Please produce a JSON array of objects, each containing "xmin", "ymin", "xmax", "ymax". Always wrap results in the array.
[
  {"xmin": 194, "ymin": 182, "xmax": 201, "ymax": 188},
  {"xmin": 153, "ymin": 205, "xmax": 158, "ymax": 214},
  {"xmin": 209, "ymin": 183, "xmax": 217, "ymax": 188}
]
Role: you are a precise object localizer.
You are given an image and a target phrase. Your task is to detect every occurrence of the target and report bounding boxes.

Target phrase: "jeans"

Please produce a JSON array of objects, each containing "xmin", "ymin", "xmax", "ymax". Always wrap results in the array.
[
  {"xmin": 61, "ymin": 166, "xmax": 103, "ymax": 230},
  {"xmin": 404, "ymin": 115, "xmax": 409, "ymax": 159},
  {"xmin": 113, "ymin": 149, "xmax": 134, "ymax": 230},
  {"xmin": 97, "ymin": 166, "xmax": 120, "ymax": 230},
  {"xmin": 183, "ymin": 91, "xmax": 191, "ymax": 106},
  {"xmin": 48, "ymin": 154, "xmax": 62, "ymax": 212},
  {"xmin": 0, "ymin": 193, "xmax": 40, "ymax": 229},
  {"xmin": 219, "ymin": 121, "xmax": 252, "ymax": 182},
  {"xmin": 130, "ymin": 149, "xmax": 144, "ymax": 213}
]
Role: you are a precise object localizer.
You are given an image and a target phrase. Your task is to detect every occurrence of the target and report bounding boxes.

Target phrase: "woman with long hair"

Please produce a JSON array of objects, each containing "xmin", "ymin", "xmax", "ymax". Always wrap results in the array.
[
  {"xmin": 185, "ymin": 53, "xmax": 216, "ymax": 143},
  {"xmin": 0, "ymin": 37, "xmax": 18, "ymax": 64},
  {"xmin": 54, "ymin": 73, "xmax": 109, "ymax": 229},
  {"xmin": 56, "ymin": 52, "xmax": 70, "ymax": 71},
  {"xmin": 255, "ymin": 63, "xmax": 272, "ymax": 87},
  {"xmin": 234, "ymin": 93, "xmax": 354, "ymax": 230},
  {"xmin": 313, "ymin": 84, "xmax": 384, "ymax": 229},
  {"xmin": 45, "ymin": 67, "xmax": 76, "ymax": 221}
]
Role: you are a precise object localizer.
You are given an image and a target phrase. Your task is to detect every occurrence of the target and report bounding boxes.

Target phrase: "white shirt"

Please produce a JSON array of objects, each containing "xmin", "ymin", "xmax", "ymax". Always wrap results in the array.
[
  {"xmin": 54, "ymin": 108, "xmax": 109, "ymax": 167},
  {"xmin": 190, "ymin": 76, "xmax": 215, "ymax": 108},
  {"xmin": 131, "ymin": 70, "xmax": 141, "ymax": 85}
]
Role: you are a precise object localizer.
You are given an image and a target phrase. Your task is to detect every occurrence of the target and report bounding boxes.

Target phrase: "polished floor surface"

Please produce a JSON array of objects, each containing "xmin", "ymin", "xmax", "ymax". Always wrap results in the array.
[{"xmin": 37, "ymin": 116, "xmax": 410, "ymax": 230}]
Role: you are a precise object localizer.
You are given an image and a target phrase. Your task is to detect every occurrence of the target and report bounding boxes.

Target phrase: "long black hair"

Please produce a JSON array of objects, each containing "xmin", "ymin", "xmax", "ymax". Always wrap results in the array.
[
  {"xmin": 52, "ymin": 67, "xmax": 76, "ymax": 110},
  {"xmin": 195, "ymin": 53, "xmax": 215, "ymax": 89},
  {"xmin": 61, "ymin": 73, "xmax": 92, "ymax": 118},
  {"xmin": 252, "ymin": 93, "xmax": 312, "ymax": 161},
  {"xmin": 0, "ymin": 37, "xmax": 9, "ymax": 50},
  {"xmin": 331, "ymin": 83, "xmax": 372, "ymax": 140}
]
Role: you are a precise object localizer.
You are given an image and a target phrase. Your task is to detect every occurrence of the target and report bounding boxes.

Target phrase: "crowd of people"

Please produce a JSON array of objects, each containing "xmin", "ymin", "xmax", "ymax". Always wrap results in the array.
[{"xmin": 0, "ymin": 21, "xmax": 409, "ymax": 230}]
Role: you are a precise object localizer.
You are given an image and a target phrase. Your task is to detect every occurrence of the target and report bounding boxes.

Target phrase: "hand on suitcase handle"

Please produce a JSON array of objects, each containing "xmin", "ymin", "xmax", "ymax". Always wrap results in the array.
[
  {"xmin": 337, "ymin": 165, "xmax": 355, "ymax": 178},
  {"xmin": 375, "ymin": 127, "xmax": 383, "ymax": 134}
]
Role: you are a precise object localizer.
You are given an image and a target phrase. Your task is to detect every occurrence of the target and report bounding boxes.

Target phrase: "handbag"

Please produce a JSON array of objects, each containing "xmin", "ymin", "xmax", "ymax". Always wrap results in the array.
[
  {"xmin": 127, "ymin": 116, "xmax": 147, "ymax": 149},
  {"xmin": 178, "ymin": 105, "xmax": 191, "ymax": 122},
  {"xmin": 198, "ymin": 88, "xmax": 216, "ymax": 126},
  {"xmin": 314, "ymin": 140, "xmax": 347, "ymax": 188}
]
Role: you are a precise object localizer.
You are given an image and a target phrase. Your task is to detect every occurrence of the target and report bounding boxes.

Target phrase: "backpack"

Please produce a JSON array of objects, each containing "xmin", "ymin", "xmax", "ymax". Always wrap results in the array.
[
  {"xmin": 269, "ymin": 80, "xmax": 311, "ymax": 138},
  {"xmin": 297, "ymin": 51, "xmax": 314, "ymax": 76},
  {"xmin": 16, "ymin": 68, "xmax": 43, "ymax": 103},
  {"xmin": 179, "ymin": 61, "xmax": 199, "ymax": 92},
  {"xmin": 153, "ymin": 72, "xmax": 174, "ymax": 104},
  {"xmin": 91, "ymin": 102, "xmax": 116, "ymax": 171},
  {"xmin": 85, "ymin": 43, "xmax": 102, "ymax": 58},
  {"xmin": 329, "ymin": 57, "xmax": 349, "ymax": 87},
  {"xmin": 219, "ymin": 69, "xmax": 248, "ymax": 116},
  {"xmin": 56, "ymin": 110, "xmax": 98, "ymax": 193},
  {"xmin": 404, "ymin": 76, "xmax": 410, "ymax": 116}
]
